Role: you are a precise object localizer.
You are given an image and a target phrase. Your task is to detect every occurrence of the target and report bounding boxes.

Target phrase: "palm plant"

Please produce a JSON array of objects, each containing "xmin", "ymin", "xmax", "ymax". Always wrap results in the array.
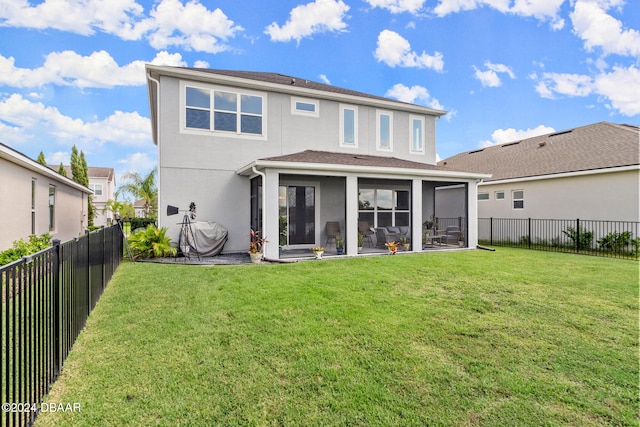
[
  {"xmin": 128, "ymin": 225, "xmax": 176, "ymax": 259},
  {"xmin": 118, "ymin": 167, "xmax": 158, "ymax": 218}
]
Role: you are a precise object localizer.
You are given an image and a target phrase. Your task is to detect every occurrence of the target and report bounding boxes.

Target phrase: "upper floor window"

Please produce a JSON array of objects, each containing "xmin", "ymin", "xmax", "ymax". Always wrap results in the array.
[
  {"xmin": 495, "ymin": 191, "xmax": 505, "ymax": 200},
  {"xmin": 340, "ymin": 104, "xmax": 358, "ymax": 147},
  {"xmin": 377, "ymin": 111, "xmax": 393, "ymax": 151},
  {"xmin": 410, "ymin": 116, "xmax": 424, "ymax": 153},
  {"xmin": 478, "ymin": 193, "xmax": 489, "ymax": 201},
  {"xmin": 89, "ymin": 183, "xmax": 103, "ymax": 196},
  {"xmin": 513, "ymin": 190, "xmax": 524, "ymax": 209},
  {"xmin": 184, "ymin": 84, "xmax": 265, "ymax": 137},
  {"xmin": 291, "ymin": 97, "xmax": 319, "ymax": 117}
]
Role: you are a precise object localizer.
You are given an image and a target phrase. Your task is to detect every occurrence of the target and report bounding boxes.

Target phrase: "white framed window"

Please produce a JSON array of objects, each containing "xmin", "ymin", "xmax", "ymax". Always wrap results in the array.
[
  {"xmin": 513, "ymin": 190, "xmax": 524, "ymax": 209},
  {"xmin": 183, "ymin": 82, "xmax": 266, "ymax": 139},
  {"xmin": 32, "ymin": 178, "xmax": 36, "ymax": 234},
  {"xmin": 90, "ymin": 183, "xmax": 103, "ymax": 196},
  {"xmin": 478, "ymin": 193, "xmax": 489, "ymax": 201},
  {"xmin": 358, "ymin": 187, "xmax": 410, "ymax": 228},
  {"xmin": 376, "ymin": 110, "xmax": 393, "ymax": 151},
  {"xmin": 291, "ymin": 97, "xmax": 319, "ymax": 117},
  {"xmin": 340, "ymin": 104, "xmax": 358, "ymax": 147},
  {"xmin": 495, "ymin": 191, "xmax": 505, "ymax": 200},
  {"xmin": 48, "ymin": 185, "xmax": 55, "ymax": 232},
  {"xmin": 410, "ymin": 116, "xmax": 425, "ymax": 153}
]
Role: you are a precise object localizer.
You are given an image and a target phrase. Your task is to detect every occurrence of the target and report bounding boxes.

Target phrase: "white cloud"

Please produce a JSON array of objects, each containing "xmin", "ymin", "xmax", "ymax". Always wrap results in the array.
[
  {"xmin": 319, "ymin": 74, "xmax": 331, "ymax": 84},
  {"xmin": 593, "ymin": 66, "xmax": 640, "ymax": 116},
  {"xmin": 0, "ymin": 51, "xmax": 185, "ymax": 88},
  {"xmin": 264, "ymin": 0, "xmax": 350, "ymax": 44},
  {"xmin": 117, "ymin": 152, "xmax": 157, "ymax": 177},
  {"xmin": 433, "ymin": 0, "xmax": 565, "ymax": 29},
  {"xmin": 570, "ymin": 0, "xmax": 640, "ymax": 58},
  {"xmin": 363, "ymin": 0, "xmax": 426, "ymax": 14},
  {"xmin": 0, "ymin": 94, "xmax": 151, "ymax": 149},
  {"xmin": 385, "ymin": 83, "xmax": 447, "ymax": 112},
  {"xmin": 473, "ymin": 61, "xmax": 516, "ymax": 87},
  {"xmin": 144, "ymin": 0, "xmax": 243, "ymax": 53},
  {"xmin": 533, "ymin": 66, "xmax": 640, "ymax": 116},
  {"xmin": 480, "ymin": 125, "xmax": 556, "ymax": 147},
  {"xmin": 48, "ymin": 151, "xmax": 70, "ymax": 166},
  {"xmin": 374, "ymin": 30, "xmax": 444, "ymax": 71},
  {"xmin": 0, "ymin": 0, "xmax": 243, "ymax": 54}
]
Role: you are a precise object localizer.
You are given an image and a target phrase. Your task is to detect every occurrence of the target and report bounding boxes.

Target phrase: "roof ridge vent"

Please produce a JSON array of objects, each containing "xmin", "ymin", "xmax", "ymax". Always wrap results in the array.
[
  {"xmin": 549, "ymin": 129, "xmax": 573, "ymax": 137},
  {"xmin": 469, "ymin": 149, "xmax": 484, "ymax": 154}
]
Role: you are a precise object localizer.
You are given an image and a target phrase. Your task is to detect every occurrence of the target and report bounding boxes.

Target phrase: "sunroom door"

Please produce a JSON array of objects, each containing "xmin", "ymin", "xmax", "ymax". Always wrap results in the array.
[{"xmin": 279, "ymin": 185, "xmax": 316, "ymax": 246}]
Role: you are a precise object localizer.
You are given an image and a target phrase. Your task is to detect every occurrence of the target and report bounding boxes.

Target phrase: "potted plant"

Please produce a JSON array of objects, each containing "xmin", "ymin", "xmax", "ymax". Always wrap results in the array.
[
  {"xmin": 335, "ymin": 233, "xmax": 344, "ymax": 255},
  {"xmin": 399, "ymin": 235, "xmax": 410, "ymax": 251},
  {"xmin": 312, "ymin": 246, "xmax": 325, "ymax": 259},
  {"xmin": 248, "ymin": 229, "xmax": 266, "ymax": 263},
  {"xmin": 385, "ymin": 241, "xmax": 399, "ymax": 255},
  {"xmin": 357, "ymin": 232, "xmax": 364, "ymax": 253}
]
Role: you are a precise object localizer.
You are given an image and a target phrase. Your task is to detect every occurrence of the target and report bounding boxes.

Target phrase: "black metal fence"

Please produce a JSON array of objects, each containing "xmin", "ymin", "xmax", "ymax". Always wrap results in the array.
[
  {"xmin": 479, "ymin": 217, "xmax": 640, "ymax": 260},
  {"xmin": 1, "ymin": 224, "xmax": 123, "ymax": 427}
]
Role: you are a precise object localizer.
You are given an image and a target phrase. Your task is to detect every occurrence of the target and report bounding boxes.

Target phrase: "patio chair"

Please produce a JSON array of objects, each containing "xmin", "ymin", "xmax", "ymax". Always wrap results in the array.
[
  {"xmin": 358, "ymin": 221, "xmax": 374, "ymax": 247},
  {"xmin": 325, "ymin": 221, "xmax": 340, "ymax": 248},
  {"xmin": 375, "ymin": 227, "xmax": 401, "ymax": 248}
]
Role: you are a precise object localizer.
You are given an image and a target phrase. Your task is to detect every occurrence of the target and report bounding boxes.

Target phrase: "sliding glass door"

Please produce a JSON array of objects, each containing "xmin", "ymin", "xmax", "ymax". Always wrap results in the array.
[{"xmin": 279, "ymin": 185, "xmax": 316, "ymax": 246}]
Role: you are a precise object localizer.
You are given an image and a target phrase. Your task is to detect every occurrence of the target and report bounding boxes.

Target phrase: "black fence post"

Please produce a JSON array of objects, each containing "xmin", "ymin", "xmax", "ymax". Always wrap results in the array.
[
  {"xmin": 490, "ymin": 217, "xmax": 493, "ymax": 246},
  {"xmin": 576, "ymin": 218, "xmax": 580, "ymax": 253},
  {"xmin": 52, "ymin": 239, "xmax": 61, "ymax": 377},
  {"xmin": 86, "ymin": 229, "xmax": 91, "ymax": 318},
  {"xmin": 528, "ymin": 218, "xmax": 532, "ymax": 249}
]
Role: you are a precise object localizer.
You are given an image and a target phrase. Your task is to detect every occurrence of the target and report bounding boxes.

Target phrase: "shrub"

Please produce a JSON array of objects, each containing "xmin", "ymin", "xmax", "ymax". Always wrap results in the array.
[
  {"xmin": 127, "ymin": 225, "xmax": 176, "ymax": 259},
  {"xmin": 0, "ymin": 233, "xmax": 52, "ymax": 266},
  {"xmin": 597, "ymin": 231, "xmax": 632, "ymax": 251},
  {"xmin": 562, "ymin": 226, "xmax": 593, "ymax": 250}
]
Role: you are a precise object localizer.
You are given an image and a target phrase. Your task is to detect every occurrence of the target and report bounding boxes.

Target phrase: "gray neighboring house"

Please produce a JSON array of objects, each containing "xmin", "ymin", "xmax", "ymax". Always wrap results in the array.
[
  {"xmin": 1, "ymin": 142, "xmax": 92, "ymax": 250},
  {"xmin": 436, "ymin": 122, "xmax": 640, "ymax": 222},
  {"xmin": 146, "ymin": 65, "xmax": 489, "ymax": 258}
]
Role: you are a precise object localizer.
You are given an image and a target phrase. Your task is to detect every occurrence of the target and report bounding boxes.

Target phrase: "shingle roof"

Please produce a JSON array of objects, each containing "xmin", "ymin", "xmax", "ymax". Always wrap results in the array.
[
  {"xmin": 261, "ymin": 150, "xmax": 437, "ymax": 171},
  {"xmin": 438, "ymin": 122, "xmax": 639, "ymax": 181},
  {"xmin": 48, "ymin": 165, "xmax": 115, "ymax": 181},
  {"xmin": 181, "ymin": 68, "xmax": 443, "ymax": 114}
]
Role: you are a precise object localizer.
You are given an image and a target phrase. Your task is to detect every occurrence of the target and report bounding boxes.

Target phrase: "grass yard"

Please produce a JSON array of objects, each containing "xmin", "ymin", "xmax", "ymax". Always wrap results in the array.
[{"xmin": 35, "ymin": 249, "xmax": 638, "ymax": 426}]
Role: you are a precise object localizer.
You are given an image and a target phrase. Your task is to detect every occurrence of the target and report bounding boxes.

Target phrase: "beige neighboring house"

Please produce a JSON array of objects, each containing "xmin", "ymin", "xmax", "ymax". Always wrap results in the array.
[
  {"xmin": 133, "ymin": 199, "xmax": 146, "ymax": 218},
  {"xmin": 437, "ymin": 122, "xmax": 640, "ymax": 222},
  {"xmin": 1, "ymin": 142, "xmax": 92, "ymax": 250},
  {"xmin": 51, "ymin": 166, "xmax": 117, "ymax": 226}
]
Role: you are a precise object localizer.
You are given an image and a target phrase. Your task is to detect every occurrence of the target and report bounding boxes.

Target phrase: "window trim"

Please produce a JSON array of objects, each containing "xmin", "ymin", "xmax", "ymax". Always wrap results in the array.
[
  {"xmin": 409, "ymin": 115, "xmax": 425, "ymax": 154},
  {"xmin": 512, "ymin": 190, "xmax": 524, "ymax": 210},
  {"xmin": 181, "ymin": 81, "xmax": 267, "ymax": 140},
  {"xmin": 478, "ymin": 192, "xmax": 489, "ymax": 201},
  {"xmin": 495, "ymin": 191, "xmax": 505, "ymax": 200},
  {"xmin": 90, "ymin": 183, "xmax": 103, "ymax": 196},
  {"xmin": 339, "ymin": 104, "xmax": 358, "ymax": 148},
  {"xmin": 291, "ymin": 97, "xmax": 319, "ymax": 117},
  {"xmin": 48, "ymin": 184, "xmax": 55, "ymax": 232},
  {"xmin": 376, "ymin": 110, "xmax": 393, "ymax": 152}
]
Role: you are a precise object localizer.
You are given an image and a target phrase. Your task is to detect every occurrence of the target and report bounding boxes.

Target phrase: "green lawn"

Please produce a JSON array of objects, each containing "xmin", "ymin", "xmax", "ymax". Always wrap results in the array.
[{"xmin": 35, "ymin": 249, "xmax": 639, "ymax": 426}]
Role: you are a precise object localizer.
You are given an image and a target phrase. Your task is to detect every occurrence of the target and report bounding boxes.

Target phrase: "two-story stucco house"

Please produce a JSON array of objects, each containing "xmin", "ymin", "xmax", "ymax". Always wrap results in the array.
[
  {"xmin": 1, "ymin": 142, "xmax": 92, "ymax": 250},
  {"xmin": 145, "ymin": 65, "xmax": 489, "ymax": 259},
  {"xmin": 53, "ymin": 166, "xmax": 117, "ymax": 227}
]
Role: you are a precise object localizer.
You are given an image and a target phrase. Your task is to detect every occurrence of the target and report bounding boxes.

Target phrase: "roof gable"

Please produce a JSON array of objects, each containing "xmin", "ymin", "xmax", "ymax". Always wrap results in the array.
[{"xmin": 438, "ymin": 122, "xmax": 639, "ymax": 181}]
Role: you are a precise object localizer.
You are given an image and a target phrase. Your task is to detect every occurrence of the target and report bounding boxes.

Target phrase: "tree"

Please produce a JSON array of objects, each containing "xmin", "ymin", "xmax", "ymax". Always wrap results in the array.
[
  {"xmin": 70, "ymin": 145, "xmax": 82, "ymax": 184},
  {"xmin": 118, "ymin": 167, "xmax": 158, "ymax": 218},
  {"xmin": 103, "ymin": 198, "xmax": 134, "ymax": 220},
  {"xmin": 57, "ymin": 163, "xmax": 67, "ymax": 177},
  {"xmin": 37, "ymin": 151, "xmax": 47, "ymax": 165},
  {"xmin": 70, "ymin": 145, "xmax": 95, "ymax": 226}
]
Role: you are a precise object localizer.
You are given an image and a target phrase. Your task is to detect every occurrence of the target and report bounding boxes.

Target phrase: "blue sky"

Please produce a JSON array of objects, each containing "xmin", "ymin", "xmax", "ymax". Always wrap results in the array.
[{"xmin": 1, "ymin": 0, "xmax": 638, "ymax": 190}]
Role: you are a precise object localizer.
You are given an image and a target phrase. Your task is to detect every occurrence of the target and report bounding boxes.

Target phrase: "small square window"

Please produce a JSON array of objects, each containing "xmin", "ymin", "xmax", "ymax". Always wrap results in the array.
[
  {"xmin": 495, "ymin": 191, "xmax": 505, "ymax": 200},
  {"xmin": 292, "ymin": 97, "xmax": 319, "ymax": 117},
  {"xmin": 478, "ymin": 193, "xmax": 489, "ymax": 201}
]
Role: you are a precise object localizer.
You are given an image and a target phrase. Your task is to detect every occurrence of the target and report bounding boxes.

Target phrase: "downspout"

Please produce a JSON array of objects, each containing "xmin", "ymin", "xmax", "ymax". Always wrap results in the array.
[
  {"xmin": 147, "ymin": 71, "xmax": 161, "ymax": 224},
  {"xmin": 252, "ymin": 166, "xmax": 268, "ymax": 257}
]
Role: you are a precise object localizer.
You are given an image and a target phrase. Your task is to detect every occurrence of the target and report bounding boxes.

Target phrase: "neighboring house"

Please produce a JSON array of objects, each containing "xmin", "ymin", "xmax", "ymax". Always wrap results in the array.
[
  {"xmin": 1, "ymin": 142, "xmax": 92, "ymax": 250},
  {"xmin": 146, "ymin": 65, "xmax": 489, "ymax": 258},
  {"xmin": 133, "ymin": 199, "xmax": 146, "ymax": 218},
  {"xmin": 437, "ymin": 122, "xmax": 640, "ymax": 222},
  {"xmin": 51, "ymin": 166, "xmax": 116, "ymax": 226}
]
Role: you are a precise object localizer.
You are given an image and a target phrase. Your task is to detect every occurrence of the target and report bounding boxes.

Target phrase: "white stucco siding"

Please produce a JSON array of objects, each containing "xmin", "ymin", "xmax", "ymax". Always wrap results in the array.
[
  {"xmin": 158, "ymin": 167, "xmax": 249, "ymax": 253},
  {"xmin": 477, "ymin": 168, "xmax": 639, "ymax": 221}
]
